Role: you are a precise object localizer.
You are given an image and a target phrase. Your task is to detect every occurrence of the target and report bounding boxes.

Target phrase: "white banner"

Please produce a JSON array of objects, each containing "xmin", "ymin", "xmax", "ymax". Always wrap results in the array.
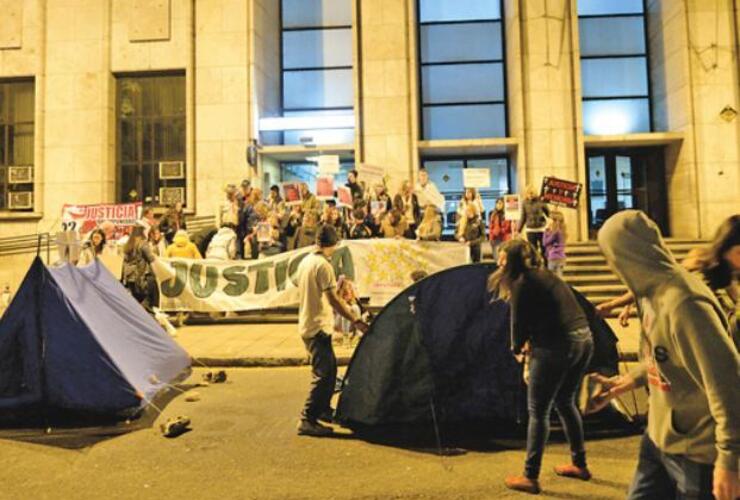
[
  {"xmin": 463, "ymin": 168, "xmax": 491, "ymax": 188},
  {"xmin": 153, "ymin": 240, "xmax": 469, "ymax": 312}
]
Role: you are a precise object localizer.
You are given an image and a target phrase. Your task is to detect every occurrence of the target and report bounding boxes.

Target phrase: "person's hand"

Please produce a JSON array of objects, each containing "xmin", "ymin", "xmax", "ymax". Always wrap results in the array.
[
  {"xmin": 595, "ymin": 302, "xmax": 612, "ymax": 318},
  {"xmin": 514, "ymin": 353, "xmax": 525, "ymax": 364},
  {"xmin": 353, "ymin": 319, "xmax": 369, "ymax": 334},
  {"xmin": 618, "ymin": 304, "xmax": 632, "ymax": 327},
  {"xmin": 584, "ymin": 372, "xmax": 636, "ymax": 415},
  {"xmin": 713, "ymin": 466, "xmax": 738, "ymax": 500},
  {"xmin": 458, "ymin": 237, "xmax": 465, "ymax": 243}
]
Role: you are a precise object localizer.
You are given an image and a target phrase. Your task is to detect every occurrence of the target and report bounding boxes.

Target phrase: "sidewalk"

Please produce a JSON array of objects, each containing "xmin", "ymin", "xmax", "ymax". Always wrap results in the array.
[{"xmin": 174, "ymin": 318, "xmax": 641, "ymax": 367}]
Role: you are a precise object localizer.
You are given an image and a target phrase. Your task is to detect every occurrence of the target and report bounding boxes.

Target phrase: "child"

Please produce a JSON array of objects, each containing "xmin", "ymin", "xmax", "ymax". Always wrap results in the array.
[
  {"xmin": 458, "ymin": 204, "xmax": 486, "ymax": 263},
  {"xmin": 165, "ymin": 230, "xmax": 202, "ymax": 259},
  {"xmin": 489, "ymin": 197, "xmax": 512, "ymax": 259},
  {"xmin": 333, "ymin": 276, "xmax": 365, "ymax": 347},
  {"xmin": 349, "ymin": 208, "xmax": 372, "ymax": 239},
  {"xmin": 543, "ymin": 211, "xmax": 566, "ymax": 277}
]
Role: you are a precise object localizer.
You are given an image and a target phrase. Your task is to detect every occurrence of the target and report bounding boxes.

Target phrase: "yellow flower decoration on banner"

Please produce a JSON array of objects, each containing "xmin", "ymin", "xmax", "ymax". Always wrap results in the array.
[{"xmin": 362, "ymin": 240, "xmax": 433, "ymax": 288}]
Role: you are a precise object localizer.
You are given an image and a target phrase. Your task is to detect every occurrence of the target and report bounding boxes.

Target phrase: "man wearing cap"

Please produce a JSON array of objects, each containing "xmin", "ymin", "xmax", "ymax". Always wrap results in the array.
[{"xmin": 296, "ymin": 225, "xmax": 369, "ymax": 436}]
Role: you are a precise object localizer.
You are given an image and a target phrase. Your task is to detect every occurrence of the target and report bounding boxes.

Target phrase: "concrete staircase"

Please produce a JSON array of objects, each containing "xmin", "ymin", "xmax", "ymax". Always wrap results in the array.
[{"xmin": 564, "ymin": 239, "xmax": 704, "ymax": 316}]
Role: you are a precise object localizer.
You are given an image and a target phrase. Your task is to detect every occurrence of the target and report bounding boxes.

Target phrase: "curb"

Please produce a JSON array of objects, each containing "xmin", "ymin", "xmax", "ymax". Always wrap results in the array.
[{"xmin": 193, "ymin": 355, "xmax": 354, "ymax": 368}]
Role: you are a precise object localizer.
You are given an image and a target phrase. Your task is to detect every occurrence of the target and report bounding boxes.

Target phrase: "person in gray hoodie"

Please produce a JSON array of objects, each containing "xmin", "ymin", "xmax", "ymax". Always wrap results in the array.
[{"xmin": 592, "ymin": 210, "xmax": 738, "ymax": 500}]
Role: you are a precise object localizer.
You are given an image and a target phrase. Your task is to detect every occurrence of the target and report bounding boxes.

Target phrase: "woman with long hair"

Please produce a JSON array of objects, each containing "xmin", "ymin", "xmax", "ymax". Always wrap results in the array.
[
  {"xmin": 78, "ymin": 228, "xmax": 107, "ymax": 266},
  {"xmin": 489, "ymin": 239, "xmax": 594, "ymax": 494},
  {"xmin": 488, "ymin": 197, "xmax": 512, "ymax": 258},
  {"xmin": 416, "ymin": 205, "xmax": 442, "ymax": 241},
  {"xmin": 122, "ymin": 225, "xmax": 157, "ymax": 310}
]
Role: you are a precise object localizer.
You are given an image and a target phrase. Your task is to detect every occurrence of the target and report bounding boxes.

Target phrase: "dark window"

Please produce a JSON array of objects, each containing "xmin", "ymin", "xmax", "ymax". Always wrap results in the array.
[
  {"xmin": 578, "ymin": 0, "xmax": 652, "ymax": 134},
  {"xmin": 0, "ymin": 79, "xmax": 35, "ymax": 211},
  {"xmin": 273, "ymin": 0, "xmax": 354, "ymax": 146},
  {"xmin": 417, "ymin": 0, "xmax": 507, "ymax": 140},
  {"xmin": 116, "ymin": 73, "xmax": 186, "ymax": 206},
  {"xmin": 422, "ymin": 156, "xmax": 513, "ymax": 235}
]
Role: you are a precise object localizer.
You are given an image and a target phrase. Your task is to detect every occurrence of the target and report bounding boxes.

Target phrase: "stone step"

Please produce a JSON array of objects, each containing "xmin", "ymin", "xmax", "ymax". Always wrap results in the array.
[
  {"xmin": 573, "ymin": 284, "xmax": 629, "ymax": 294},
  {"xmin": 563, "ymin": 265, "xmax": 613, "ymax": 273},
  {"xmin": 565, "ymin": 274, "xmax": 622, "ymax": 284}
]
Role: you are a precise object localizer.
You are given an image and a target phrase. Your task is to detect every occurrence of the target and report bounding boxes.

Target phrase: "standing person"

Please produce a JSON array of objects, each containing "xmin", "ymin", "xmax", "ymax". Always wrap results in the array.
[
  {"xmin": 148, "ymin": 226, "xmax": 167, "ymax": 257},
  {"xmin": 393, "ymin": 180, "xmax": 421, "ymax": 238},
  {"xmin": 159, "ymin": 202, "xmax": 187, "ymax": 245},
  {"xmin": 346, "ymin": 170, "xmax": 364, "ymax": 203},
  {"xmin": 489, "ymin": 239, "xmax": 594, "ymax": 494},
  {"xmin": 519, "ymin": 186, "xmax": 550, "ymax": 264},
  {"xmin": 489, "ymin": 197, "xmax": 512, "ymax": 258},
  {"xmin": 236, "ymin": 180, "xmax": 254, "ymax": 259},
  {"xmin": 78, "ymin": 228, "xmax": 106, "ymax": 266},
  {"xmin": 138, "ymin": 206, "xmax": 157, "ymax": 239},
  {"xmin": 300, "ymin": 182, "xmax": 321, "ymax": 220},
  {"xmin": 219, "ymin": 184, "xmax": 240, "ymax": 227},
  {"xmin": 543, "ymin": 211, "xmax": 567, "ymax": 278},
  {"xmin": 122, "ymin": 226, "xmax": 158, "ymax": 311},
  {"xmin": 458, "ymin": 205, "xmax": 485, "ymax": 263},
  {"xmin": 296, "ymin": 225, "xmax": 369, "ymax": 436},
  {"xmin": 414, "ymin": 167, "xmax": 445, "ymax": 213},
  {"xmin": 457, "ymin": 187, "xmax": 484, "ymax": 222},
  {"xmin": 416, "ymin": 205, "xmax": 442, "ymax": 241},
  {"xmin": 591, "ymin": 211, "xmax": 739, "ymax": 500}
]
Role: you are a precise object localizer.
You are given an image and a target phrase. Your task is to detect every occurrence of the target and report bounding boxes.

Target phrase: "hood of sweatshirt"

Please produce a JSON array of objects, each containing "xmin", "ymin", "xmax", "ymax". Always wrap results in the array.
[
  {"xmin": 173, "ymin": 232, "xmax": 190, "ymax": 248},
  {"xmin": 597, "ymin": 210, "xmax": 679, "ymax": 297}
]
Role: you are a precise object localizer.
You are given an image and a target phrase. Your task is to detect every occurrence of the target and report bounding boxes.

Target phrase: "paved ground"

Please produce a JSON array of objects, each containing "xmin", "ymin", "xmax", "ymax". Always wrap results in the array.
[
  {"xmin": 175, "ymin": 319, "xmax": 640, "ymax": 367},
  {"xmin": 0, "ymin": 367, "xmax": 643, "ymax": 500}
]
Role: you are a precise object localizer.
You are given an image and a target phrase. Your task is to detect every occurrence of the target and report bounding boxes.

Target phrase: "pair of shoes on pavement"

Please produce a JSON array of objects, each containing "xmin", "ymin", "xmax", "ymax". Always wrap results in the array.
[{"xmin": 505, "ymin": 465, "xmax": 591, "ymax": 495}]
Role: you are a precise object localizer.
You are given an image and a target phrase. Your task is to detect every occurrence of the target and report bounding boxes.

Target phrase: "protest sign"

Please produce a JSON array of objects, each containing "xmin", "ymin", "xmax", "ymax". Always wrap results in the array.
[
  {"xmin": 317, "ymin": 155, "xmax": 340, "ymax": 175},
  {"xmin": 153, "ymin": 240, "xmax": 468, "ymax": 312},
  {"xmin": 463, "ymin": 168, "xmax": 491, "ymax": 188},
  {"xmin": 282, "ymin": 182, "xmax": 302, "ymax": 205},
  {"xmin": 61, "ymin": 202, "xmax": 142, "ymax": 236},
  {"xmin": 540, "ymin": 177, "xmax": 582, "ymax": 208},
  {"xmin": 504, "ymin": 194, "xmax": 521, "ymax": 221},
  {"xmin": 370, "ymin": 200, "xmax": 385, "ymax": 216},
  {"xmin": 316, "ymin": 175, "xmax": 335, "ymax": 200},
  {"xmin": 256, "ymin": 222, "xmax": 272, "ymax": 243},
  {"xmin": 336, "ymin": 186, "xmax": 353, "ymax": 207},
  {"xmin": 356, "ymin": 163, "xmax": 385, "ymax": 187}
]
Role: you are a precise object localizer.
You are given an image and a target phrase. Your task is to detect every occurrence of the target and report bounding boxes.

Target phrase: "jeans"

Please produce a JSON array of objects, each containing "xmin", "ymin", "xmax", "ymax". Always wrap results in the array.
[
  {"xmin": 470, "ymin": 243, "xmax": 482, "ymax": 263},
  {"xmin": 301, "ymin": 331, "xmax": 337, "ymax": 422},
  {"xmin": 628, "ymin": 433, "xmax": 715, "ymax": 499},
  {"xmin": 525, "ymin": 329, "xmax": 594, "ymax": 479}
]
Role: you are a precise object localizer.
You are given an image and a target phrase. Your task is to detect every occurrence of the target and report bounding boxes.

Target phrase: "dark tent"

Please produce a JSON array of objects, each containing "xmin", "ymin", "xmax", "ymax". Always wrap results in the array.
[
  {"xmin": 336, "ymin": 264, "xmax": 619, "ymax": 428},
  {"xmin": 0, "ymin": 257, "xmax": 191, "ymax": 420}
]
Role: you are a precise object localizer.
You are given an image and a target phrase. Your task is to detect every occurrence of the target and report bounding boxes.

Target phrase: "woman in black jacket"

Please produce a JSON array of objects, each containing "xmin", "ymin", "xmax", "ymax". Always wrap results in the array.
[{"xmin": 489, "ymin": 239, "xmax": 594, "ymax": 494}]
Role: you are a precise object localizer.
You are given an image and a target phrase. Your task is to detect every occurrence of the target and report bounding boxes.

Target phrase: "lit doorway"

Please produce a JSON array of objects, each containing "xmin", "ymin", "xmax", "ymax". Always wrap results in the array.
[{"xmin": 586, "ymin": 147, "xmax": 668, "ymax": 238}]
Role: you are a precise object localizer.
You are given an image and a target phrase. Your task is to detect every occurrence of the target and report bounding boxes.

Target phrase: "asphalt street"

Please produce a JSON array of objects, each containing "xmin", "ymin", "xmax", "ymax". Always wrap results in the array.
[{"xmin": 0, "ymin": 367, "xmax": 642, "ymax": 500}]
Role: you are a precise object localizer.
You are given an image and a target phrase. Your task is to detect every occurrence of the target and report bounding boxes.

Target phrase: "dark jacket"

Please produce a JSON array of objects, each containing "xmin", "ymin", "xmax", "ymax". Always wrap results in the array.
[
  {"xmin": 393, "ymin": 193, "xmax": 421, "ymax": 226},
  {"xmin": 519, "ymin": 198, "xmax": 550, "ymax": 231}
]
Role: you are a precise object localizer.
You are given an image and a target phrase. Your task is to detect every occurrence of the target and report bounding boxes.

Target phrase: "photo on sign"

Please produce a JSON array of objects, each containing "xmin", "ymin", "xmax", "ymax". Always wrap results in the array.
[
  {"xmin": 282, "ymin": 182, "xmax": 303, "ymax": 205},
  {"xmin": 316, "ymin": 176, "xmax": 335, "ymax": 200},
  {"xmin": 370, "ymin": 200, "xmax": 386, "ymax": 216},
  {"xmin": 503, "ymin": 194, "xmax": 521, "ymax": 221},
  {"xmin": 336, "ymin": 186, "xmax": 352, "ymax": 207}
]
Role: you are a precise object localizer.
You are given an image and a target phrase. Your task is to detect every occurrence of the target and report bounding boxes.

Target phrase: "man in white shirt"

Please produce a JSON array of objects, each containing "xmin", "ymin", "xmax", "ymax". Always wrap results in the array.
[
  {"xmin": 414, "ymin": 167, "xmax": 445, "ymax": 213},
  {"xmin": 296, "ymin": 225, "xmax": 369, "ymax": 436}
]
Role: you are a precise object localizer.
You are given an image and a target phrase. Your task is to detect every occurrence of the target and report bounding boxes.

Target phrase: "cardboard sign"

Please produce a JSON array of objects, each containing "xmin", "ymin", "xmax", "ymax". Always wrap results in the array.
[
  {"xmin": 316, "ymin": 175, "xmax": 335, "ymax": 200},
  {"xmin": 504, "ymin": 194, "xmax": 521, "ymax": 221},
  {"xmin": 256, "ymin": 222, "xmax": 272, "ymax": 243},
  {"xmin": 61, "ymin": 202, "xmax": 142, "ymax": 236},
  {"xmin": 356, "ymin": 163, "xmax": 386, "ymax": 187},
  {"xmin": 463, "ymin": 168, "xmax": 491, "ymax": 188},
  {"xmin": 282, "ymin": 182, "xmax": 303, "ymax": 206},
  {"xmin": 337, "ymin": 186, "xmax": 353, "ymax": 207},
  {"xmin": 317, "ymin": 155, "xmax": 340, "ymax": 175},
  {"xmin": 540, "ymin": 177, "xmax": 582, "ymax": 209}
]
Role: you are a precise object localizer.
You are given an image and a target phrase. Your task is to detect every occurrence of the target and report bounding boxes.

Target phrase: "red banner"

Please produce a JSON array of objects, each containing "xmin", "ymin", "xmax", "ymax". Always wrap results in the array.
[{"xmin": 61, "ymin": 202, "xmax": 142, "ymax": 235}]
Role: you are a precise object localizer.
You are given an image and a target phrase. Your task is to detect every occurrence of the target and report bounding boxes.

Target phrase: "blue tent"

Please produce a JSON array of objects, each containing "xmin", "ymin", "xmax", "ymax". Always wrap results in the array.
[
  {"xmin": 0, "ymin": 257, "xmax": 191, "ymax": 419},
  {"xmin": 336, "ymin": 264, "xmax": 619, "ymax": 428}
]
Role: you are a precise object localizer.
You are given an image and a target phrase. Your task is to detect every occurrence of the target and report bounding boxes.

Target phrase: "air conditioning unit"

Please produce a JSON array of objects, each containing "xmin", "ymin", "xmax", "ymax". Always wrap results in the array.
[
  {"xmin": 8, "ymin": 166, "xmax": 33, "ymax": 184},
  {"xmin": 159, "ymin": 187, "xmax": 185, "ymax": 206},
  {"xmin": 159, "ymin": 161, "xmax": 185, "ymax": 180},
  {"xmin": 8, "ymin": 191, "xmax": 33, "ymax": 209}
]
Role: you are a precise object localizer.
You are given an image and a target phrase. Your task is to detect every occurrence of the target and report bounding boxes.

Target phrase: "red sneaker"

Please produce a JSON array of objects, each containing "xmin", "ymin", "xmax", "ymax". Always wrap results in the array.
[
  {"xmin": 554, "ymin": 464, "xmax": 592, "ymax": 481},
  {"xmin": 504, "ymin": 475, "xmax": 541, "ymax": 494}
]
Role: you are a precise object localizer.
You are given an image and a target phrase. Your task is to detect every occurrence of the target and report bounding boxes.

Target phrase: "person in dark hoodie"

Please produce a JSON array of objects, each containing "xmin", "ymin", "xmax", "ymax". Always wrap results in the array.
[
  {"xmin": 592, "ymin": 210, "xmax": 739, "ymax": 500},
  {"xmin": 489, "ymin": 239, "xmax": 594, "ymax": 495}
]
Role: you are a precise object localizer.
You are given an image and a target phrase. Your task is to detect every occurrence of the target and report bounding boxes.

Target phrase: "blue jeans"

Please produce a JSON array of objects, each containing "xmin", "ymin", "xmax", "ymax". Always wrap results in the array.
[
  {"xmin": 628, "ymin": 433, "xmax": 715, "ymax": 499},
  {"xmin": 525, "ymin": 329, "xmax": 594, "ymax": 479}
]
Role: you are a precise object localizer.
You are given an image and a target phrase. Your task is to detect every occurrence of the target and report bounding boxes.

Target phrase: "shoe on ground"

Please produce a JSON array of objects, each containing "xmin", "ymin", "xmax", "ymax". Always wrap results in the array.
[
  {"xmin": 296, "ymin": 419, "xmax": 334, "ymax": 437},
  {"xmin": 504, "ymin": 475, "xmax": 541, "ymax": 495},
  {"xmin": 318, "ymin": 409, "xmax": 335, "ymax": 424},
  {"xmin": 554, "ymin": 464, "xmax": 592, "ymax": 481},
  {"xmin": 160, "ymin": 416, "xmax": 191, "ymax": 438}
]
